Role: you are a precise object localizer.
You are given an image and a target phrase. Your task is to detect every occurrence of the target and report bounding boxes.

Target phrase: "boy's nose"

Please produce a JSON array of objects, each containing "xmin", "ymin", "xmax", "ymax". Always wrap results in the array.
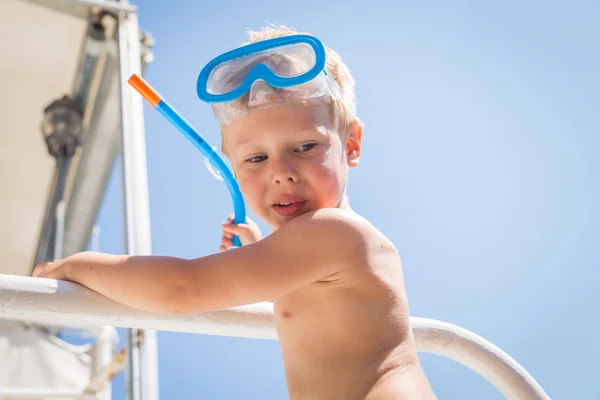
[{"xmin": 271, "ymin": 159, "xmax": 298, "ymax": 185}]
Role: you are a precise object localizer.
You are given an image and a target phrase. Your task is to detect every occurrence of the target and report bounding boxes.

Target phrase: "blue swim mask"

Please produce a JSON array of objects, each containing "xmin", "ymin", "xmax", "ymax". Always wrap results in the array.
[{"xmin": 197, "ymin": 34, "xmax": 342, "ymax": 125}]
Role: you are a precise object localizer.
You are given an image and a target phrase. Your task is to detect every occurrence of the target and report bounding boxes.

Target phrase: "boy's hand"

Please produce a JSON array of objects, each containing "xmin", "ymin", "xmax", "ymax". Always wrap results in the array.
[
  {"xmin": 32, "ymin": 259, "xmax": 68, "ymax": 280},
  {"xmin": 220, "ymin": 215, "xmax": 263, "ymax": 251}
]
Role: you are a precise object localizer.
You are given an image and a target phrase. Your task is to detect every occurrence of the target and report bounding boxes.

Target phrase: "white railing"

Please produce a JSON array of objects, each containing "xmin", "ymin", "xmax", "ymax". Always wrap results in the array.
[
  {"xmin": 0, "ymin": 388, "xmax": 93, "ymax": 399},
  {"xmin": 0, "ymin": 274, "xmax": 550, "ymax": 399}
]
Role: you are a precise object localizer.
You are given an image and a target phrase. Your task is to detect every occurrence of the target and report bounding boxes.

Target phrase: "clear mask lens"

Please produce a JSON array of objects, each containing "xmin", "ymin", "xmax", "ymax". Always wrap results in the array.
[{"xmin": 207, "ymin": 43, "xmax": 317, "ymax": 95}]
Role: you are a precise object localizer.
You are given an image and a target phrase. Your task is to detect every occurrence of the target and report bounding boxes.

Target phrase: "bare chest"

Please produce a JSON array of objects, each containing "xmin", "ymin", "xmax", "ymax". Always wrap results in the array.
[{"xmin": 273, "ymin": 285, "xmax": 417, "ymax": 400}]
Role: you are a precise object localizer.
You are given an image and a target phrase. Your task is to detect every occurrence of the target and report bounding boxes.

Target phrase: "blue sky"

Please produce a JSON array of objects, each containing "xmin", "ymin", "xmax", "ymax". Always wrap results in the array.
[{"xmin": 92, "ymin": 1, "xmax": 599, "ymax": 398}]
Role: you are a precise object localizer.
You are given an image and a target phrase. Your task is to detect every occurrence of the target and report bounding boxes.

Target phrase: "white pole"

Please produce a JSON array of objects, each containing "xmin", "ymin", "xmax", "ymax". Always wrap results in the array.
[
  {"xmin": 26, "ymin": 0, "xmax": 138, "ymax": 15},
  {"xmin": 54, "ymin": 200, "xmax": 66, "ymax": 262},
  {"xmin": 90, "ymin": 224, "xmax": 114, "ymax": 400},
  {"xmin": 91, "ymin": 225, "xmax": 101, "ymax": 253},
  {"xmin": 92, "ymin": 326, "xmax": 118, "ymax": 400},
  {"xmin": 0, "ymin": 274, "xmax": 550, "ymax": 400},
  {"xmin": 0, "ymin": 388, "xmax": 96, "ymax": 399},
  {"xmin": 116, "ymin": 8, "xmax": 159, "ymax": 400}
]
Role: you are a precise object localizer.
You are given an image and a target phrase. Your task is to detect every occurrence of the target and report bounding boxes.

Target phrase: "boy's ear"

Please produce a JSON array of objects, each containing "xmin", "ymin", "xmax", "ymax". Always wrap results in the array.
[{"xmin": 346, "ymin": 122, "xmax": 362, "ymax": 168}]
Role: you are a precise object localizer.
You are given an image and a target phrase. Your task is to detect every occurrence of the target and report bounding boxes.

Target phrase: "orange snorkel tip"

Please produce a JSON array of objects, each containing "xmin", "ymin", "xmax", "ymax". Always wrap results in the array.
[{"xmin": 128, "ymin": 74, "xmax": 162, "ymax": 108}]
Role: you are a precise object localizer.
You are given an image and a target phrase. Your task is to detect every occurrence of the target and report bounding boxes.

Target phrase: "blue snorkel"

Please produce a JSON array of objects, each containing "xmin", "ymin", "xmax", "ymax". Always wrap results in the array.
[{"xmin": 128, "ymin": 74, "xmax": 246, "ymax": 247}]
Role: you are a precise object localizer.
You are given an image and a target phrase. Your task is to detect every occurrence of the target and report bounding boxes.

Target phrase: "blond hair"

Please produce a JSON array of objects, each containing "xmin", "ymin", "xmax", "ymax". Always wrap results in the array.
[{"xmin": 217, "ymin": 24, "xmax": 362, "ymax": 155}]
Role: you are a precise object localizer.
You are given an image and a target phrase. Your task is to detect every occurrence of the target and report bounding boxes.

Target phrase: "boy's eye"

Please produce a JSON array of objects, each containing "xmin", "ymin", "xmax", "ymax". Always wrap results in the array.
[
  {"xmin": 296, "ymin": 143, "xmax": 317, "ymax": 152},
  {"xmin": 246, "ymin": 155, "xmax": 267, "ymax": 163}
]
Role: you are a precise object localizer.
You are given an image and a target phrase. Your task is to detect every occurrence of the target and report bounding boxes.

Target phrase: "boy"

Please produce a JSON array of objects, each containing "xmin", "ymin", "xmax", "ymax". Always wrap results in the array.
[{"xmin": 34, "ymin": 26, "xmax": 437, "ymax": 399}]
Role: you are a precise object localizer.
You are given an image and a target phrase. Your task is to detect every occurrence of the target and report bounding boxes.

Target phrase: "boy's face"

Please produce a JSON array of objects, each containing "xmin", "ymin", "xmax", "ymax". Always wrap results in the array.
[{"xmin": 223, "ymin": 104, "xmax": 361, "ymax": 230}]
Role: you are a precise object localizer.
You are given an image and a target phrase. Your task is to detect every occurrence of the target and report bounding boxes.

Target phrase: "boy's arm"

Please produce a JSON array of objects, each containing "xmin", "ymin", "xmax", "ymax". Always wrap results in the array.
[{"xmin": 37, "ymin": 210, "xmax": 364, "ymax": 314}]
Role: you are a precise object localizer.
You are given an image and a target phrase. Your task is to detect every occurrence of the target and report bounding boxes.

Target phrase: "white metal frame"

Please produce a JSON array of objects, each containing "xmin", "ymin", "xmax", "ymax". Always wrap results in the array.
[
  {"xmin": 0, "ymin": 324, "xmax": 117, "ymax": 400},
  {"xmin": 0, "ymin": 274, "xmax": 551, "ymax": 400},
  {"xmin": 0, "ymin": 388, "xmax": 94, "ymax": 399},
  {"xmin": 116, "ymin": 5, "xmax": 159, "ymax": 400},
  {"xmin": 23, "ymin": 0, "xmax": 137, "ymax": 18},
  {"xmin": 1, "ymin": 0, "xmax": 158, "ymax": 398}
]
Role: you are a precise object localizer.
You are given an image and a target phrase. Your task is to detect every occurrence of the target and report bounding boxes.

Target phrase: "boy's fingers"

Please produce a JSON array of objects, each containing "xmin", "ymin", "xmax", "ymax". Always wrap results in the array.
[
  {"xmin": 32, "ymin": 262, "xmax": 52, "ymax": 277},
  {"xmin": 227, "ymin": 215, "xmax": 249, "ymax": 224},
  {"xmin": 222, "ymin": 222, "xmax": 249, "ymax": 234}
]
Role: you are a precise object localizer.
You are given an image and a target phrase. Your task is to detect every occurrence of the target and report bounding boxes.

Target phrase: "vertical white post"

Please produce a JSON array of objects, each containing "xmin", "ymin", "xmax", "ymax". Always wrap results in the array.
[
  {"xmin": 92, "ymin": 225, "xmax": 101, "ymax": 253},
  {"xmin": 116, "ymin": 7, "xmax": 160, "ymax": 400},
  {"xmin": 91, "ymin": 230, "xmax": 115, "ymax": 400},
  {"xmin": 94, "ymin": 327, "xmax": 118, "ymax": 400},
  {"xmin": 54, "ymin": 200, "xmax": 66, "ymax": 261}
]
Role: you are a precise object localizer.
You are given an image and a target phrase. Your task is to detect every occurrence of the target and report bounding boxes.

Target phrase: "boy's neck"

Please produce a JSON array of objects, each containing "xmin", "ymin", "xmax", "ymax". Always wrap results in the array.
[{"xmin": 337, "ymin": 194, "xmax": 351, "ymax": 210}]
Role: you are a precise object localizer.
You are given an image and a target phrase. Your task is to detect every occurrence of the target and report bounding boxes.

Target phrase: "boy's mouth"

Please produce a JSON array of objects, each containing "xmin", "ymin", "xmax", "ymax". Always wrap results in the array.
[{"xmin": 272, "ymin": 197, "xmax": 307, "ymax": 217}]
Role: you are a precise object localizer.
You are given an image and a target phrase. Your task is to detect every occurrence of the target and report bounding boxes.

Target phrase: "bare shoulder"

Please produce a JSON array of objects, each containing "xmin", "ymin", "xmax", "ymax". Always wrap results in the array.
[
  {"xmin": 277, "ymin": 208, "xmax": 362, "ymax": 242},
  {"xmin": 274, "ymin": 208, "xmax": 398, "ymax": 261},
  {"xmin": 285, "ymin": 208, "xmax": 365, "ymax": 234},
  {"xmin": 297, "ymin": 210, "xmax": 406, "ymax": 296}
]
